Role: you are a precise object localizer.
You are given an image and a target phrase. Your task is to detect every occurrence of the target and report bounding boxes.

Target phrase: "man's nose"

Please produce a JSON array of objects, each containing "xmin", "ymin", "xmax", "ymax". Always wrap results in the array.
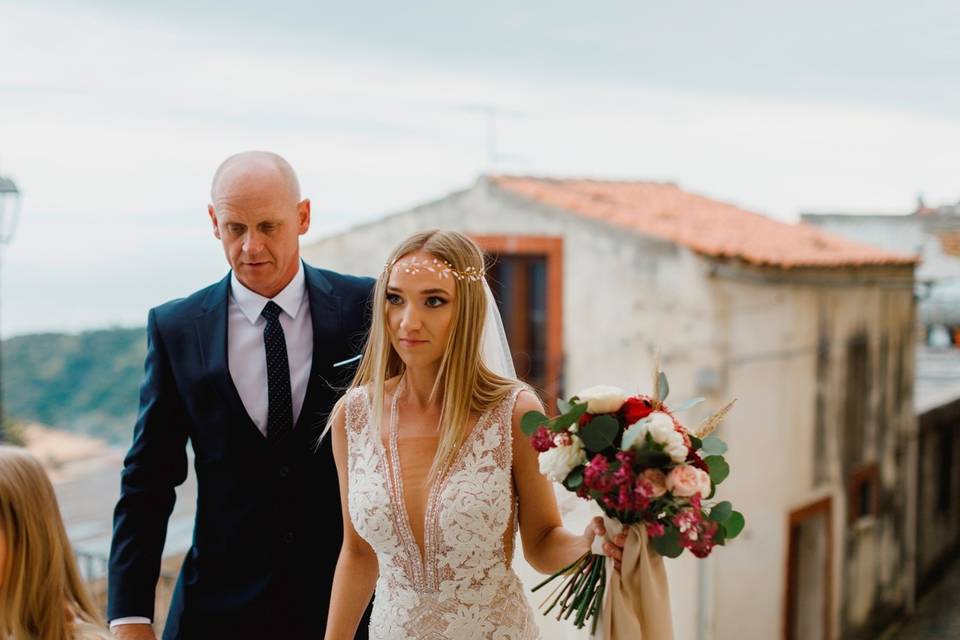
[{"xmin": 242, "ymin": 230, "xmax": 265, "ymax": 254}]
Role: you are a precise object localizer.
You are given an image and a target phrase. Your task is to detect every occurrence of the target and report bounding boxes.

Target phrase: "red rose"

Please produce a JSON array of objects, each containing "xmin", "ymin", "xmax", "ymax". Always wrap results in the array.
[{"xmin": 621, "ymin": 396, "xmax": 654, "ymax": 424}]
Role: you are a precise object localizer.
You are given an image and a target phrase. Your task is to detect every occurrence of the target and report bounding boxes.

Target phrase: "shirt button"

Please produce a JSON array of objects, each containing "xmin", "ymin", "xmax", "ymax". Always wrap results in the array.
[
  {"xmin": 279, "ymin": 465, "xmax": 290, "ymax": 478},
  {"xmin": 282, "ymin": 531, "xmax": 295, "ymax": 544}
]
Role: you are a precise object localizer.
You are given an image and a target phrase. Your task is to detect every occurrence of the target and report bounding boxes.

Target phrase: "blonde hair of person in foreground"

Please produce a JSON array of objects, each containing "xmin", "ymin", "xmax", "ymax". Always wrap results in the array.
[{"xmin": 0, "ymin": 445, "xmax": 111, "ymax": 640}]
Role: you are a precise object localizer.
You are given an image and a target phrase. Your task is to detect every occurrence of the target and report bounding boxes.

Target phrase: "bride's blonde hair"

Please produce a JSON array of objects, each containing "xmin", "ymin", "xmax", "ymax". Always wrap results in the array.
[
  {"xmin": 343, "ymin": 229, "xmax": 522, "ymax": 483},
  {"xmin": 0, "ymin": 446, "xmax": 108, "ymax": 640}
]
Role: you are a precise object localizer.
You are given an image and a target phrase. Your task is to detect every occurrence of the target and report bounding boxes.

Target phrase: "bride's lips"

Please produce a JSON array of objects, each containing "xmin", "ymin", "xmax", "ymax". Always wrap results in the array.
[{"xmin": 398, "ymin": 338, "xmax": 428, "ymax": 347}]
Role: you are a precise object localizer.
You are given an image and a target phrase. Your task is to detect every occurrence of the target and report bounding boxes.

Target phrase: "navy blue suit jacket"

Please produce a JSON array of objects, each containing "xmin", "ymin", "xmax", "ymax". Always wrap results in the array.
[{"xmin": 108, "ymin": 263, "xmax": 374, "ymax": 639}]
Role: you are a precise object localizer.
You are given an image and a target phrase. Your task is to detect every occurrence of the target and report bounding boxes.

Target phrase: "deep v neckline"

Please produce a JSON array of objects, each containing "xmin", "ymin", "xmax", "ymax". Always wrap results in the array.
[{"xmin": 367, "ymin": 380, "xmax": 493, "ymax": 591}]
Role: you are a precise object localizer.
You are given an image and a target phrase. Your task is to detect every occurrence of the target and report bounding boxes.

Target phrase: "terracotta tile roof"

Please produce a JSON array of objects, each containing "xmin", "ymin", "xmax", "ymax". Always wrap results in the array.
[{"xmin": 491, "ymin": 176, "xmax": 918, "ymax": 269}]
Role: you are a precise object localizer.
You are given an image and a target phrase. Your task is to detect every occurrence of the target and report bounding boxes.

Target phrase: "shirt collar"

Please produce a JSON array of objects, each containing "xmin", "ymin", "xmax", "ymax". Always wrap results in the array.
[{"xmin": 230, "ymin": 261, "xmax": 306, "ymax": 325}]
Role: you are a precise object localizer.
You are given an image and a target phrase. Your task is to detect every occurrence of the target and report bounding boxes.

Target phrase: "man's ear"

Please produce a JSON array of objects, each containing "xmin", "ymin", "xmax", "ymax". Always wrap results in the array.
[
  {"xmin": 208, "ymin": 204, "xmax": 221, "ymax": 239},
  {"xmin": 298, "ymin": 198, "xmax": 311, "ymax": 235}
]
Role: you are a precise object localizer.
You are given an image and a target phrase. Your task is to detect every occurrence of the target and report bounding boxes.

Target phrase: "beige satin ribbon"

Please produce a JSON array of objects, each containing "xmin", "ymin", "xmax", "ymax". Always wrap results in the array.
[{"xmin": 591, "ymin": 516, "xmax": 674, "ymax": 639}]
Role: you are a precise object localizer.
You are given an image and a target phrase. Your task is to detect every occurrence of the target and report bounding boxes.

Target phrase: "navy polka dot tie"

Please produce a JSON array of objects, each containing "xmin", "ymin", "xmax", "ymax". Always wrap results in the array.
[{"xmin": 261, "ymin": 301, "xmax": 293, "ymax": 441}]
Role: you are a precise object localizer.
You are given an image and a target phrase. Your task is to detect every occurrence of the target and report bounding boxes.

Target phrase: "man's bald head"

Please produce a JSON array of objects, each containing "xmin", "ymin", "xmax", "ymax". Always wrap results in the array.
[
  {"xmin": 207, "ymin": 151, "xmax": 311, "ymax": 298},
  {"xmin": 210, "ymin": 150, "xmax": 301, "ymax": 205}
]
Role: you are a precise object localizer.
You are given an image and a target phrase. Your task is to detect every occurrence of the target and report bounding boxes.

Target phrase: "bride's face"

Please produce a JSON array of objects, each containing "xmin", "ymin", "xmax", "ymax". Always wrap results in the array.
[{"xmin": 386, "ymin": 251, "xmax": 457, "ymax": 370}]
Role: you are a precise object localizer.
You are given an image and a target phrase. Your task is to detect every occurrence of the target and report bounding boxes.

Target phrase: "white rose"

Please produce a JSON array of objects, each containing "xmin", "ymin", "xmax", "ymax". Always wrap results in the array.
[
  {"xmin": 576, "ymin": 385, "xmax": 627, "ymax": 414},
  {"xmin": 538, "ymin": 435, "xmax": 587, "ymax": 482},
  {"xmin": 664, "ymin": 430, "xmax": 689, "ymax": 463},
  {"xmin": 646, "ymin": 412, "xmax": 676, "ymax": 445}
]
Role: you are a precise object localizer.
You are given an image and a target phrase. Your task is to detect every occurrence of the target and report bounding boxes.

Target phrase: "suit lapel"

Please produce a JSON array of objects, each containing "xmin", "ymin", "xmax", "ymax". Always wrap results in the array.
[
  {"xmin": 295, "ymin": 265, "xmax": 342, "ymax": 442},
  {"xmin": 194, "ymin": 273, "xmax": 264, "ymax": 441}
]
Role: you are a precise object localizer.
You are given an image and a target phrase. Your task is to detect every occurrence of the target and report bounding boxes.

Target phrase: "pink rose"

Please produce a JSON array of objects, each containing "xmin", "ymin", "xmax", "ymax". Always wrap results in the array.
[
  {"xmin": 667, "ymin": 465, "xmax": 711, "ymax": 498},
  {"xmin": 637, "ymin": 469, "xmax": 667, "ymax": 498}
]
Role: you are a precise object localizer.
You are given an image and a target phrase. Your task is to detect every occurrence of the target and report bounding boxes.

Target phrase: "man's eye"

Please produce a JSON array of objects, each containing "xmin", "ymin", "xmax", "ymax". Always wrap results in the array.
[
  {"xmin": 426, "ymin": 296, "xmax": 447, "ymax": 308},
  {"xmin": 227, "ymin": 224, "xmax": 245, "ymax": 234},
  {"xmin": 386, "ymin": 294, "xmax": 403, "ymax": 305}
]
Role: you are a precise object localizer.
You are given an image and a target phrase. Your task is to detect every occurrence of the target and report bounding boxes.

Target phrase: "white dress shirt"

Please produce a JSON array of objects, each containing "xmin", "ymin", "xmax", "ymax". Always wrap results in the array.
[
  {"xmin": 227, "ymin": 261, "xmax": 313, "ymax": 435},
  {"xmin": 111, "ymin": 262, "xmax": 314, "ymax": 628}
]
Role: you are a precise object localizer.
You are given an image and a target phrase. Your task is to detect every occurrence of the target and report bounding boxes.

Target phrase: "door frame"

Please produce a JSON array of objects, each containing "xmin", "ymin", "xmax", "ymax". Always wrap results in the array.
[
  {"xmin": 784, "ymin": 495, "xmax": 833, "ymax": 640},
  {"xmin": 469, "ymin": 235, "xmax": 563, "ymax": 412}
]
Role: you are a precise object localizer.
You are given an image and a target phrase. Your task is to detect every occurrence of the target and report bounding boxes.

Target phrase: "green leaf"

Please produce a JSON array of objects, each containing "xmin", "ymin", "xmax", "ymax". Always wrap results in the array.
[
  {"xmin": 657, "ymin": 372, "xmax": 670, "ymax": 403},
  {"xmin": 706, "ymin": 482, "xmax": 716, "ymax": 500},
  {"xmin": 709, "ymin": 501, "xmax": 733, "ymax": 523},
  {"xmin": 633, "ymin": 449, "xmax": 671, "ymax": 469},
  {"xmin": 700, "ymin": 436, "xmax": 728, "ymax": 456},
  {"xmin": 724, "ymin": 511, "xmax": 745, "ymax": 539},
  {"xmin": 620, "ymin": 417, "xmax": 651, "ymax": 451},
  {"xmin": 713, "ymin": 523, "xmax": 727, "ymax": 546},
  {"xmin": 651, "ymin": 527, "xmax": 683, "ymax": 558},
  {"xmin": 521, "ymin": 410, "xmax": 549, "ymax": 436},
  {"xmin": 674, "ymin": 396, "xmax": 705, "ymax": 412},
  {"xmin": 557, "ymin": 398, "xmax": 573, "ymax": 414},
  {"xmin": 563, "ymin": 467, "xmax": 584, "ymax": 490},
  {"xmin": 689, "ymin": 435, "xmax": 703, "ymax": 451},
  {"xmin": 705, "ymin": 455, "xmax": 730, "ymax": 484},
  {"xmin": 552, "ymin": 403, "xmax": 589, "ymax": 431},
  {"xmin": 579, "ymin": 415, "xmax": 620, "ymax": 453}
]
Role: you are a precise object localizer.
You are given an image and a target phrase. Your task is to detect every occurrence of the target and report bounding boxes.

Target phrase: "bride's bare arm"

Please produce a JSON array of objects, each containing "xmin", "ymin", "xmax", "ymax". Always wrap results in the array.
[
  {"xmin": 324, "ymin": 400, "xmax": 379, "ymax": 640},
  {"xmin": 511, "ymin": 390, "xmax": 625, "ymax": 574}
]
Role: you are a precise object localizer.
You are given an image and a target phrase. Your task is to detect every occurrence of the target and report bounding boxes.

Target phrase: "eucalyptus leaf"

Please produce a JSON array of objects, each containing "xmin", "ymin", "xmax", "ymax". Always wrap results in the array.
[
  {"xmin": 713, "ymin": 524, "xmax": 727, "ymax": 546},
  {"xmin": 557, "ymin": 398, "xmax": 573, "ymax": 414},
  {"xmin": 705, "ymin": 455, "xmax": 730, "ymax": 484},
  {"xmin": 579, "ymin": 415, "xmax": 619, "ymax": 452},
  {"xmin": 725, "ymin": 512, "xmax": 745, "ymax": 539},
  {"xmin": 553, "ymin": 403, "xmax": 588, "ymax": 431},
  {"xmin": 564, "ymin": 467, "xmax": 584, "ymax": 490},
  {"xmin": 674, "ymin": 396, "xmax": 705, "ymax": 412},
  {"xmin": 651, "ymin": 527, "xmax": 683, "ymax": 558},
  {"xmin": 657, "ymin": 372, "xmax": 670, "ymax": 403},
  {"xmin": 689, "ymin": 435, "xmax": 703, "ymax": 451},
  {"xmin": 521, "ymin": 410, "xmax": 549, "ymax": 436},
  {"xmin": 700, "ymin": 436, "xmax": 728, "ymax": 456},
  {"xmin": 709, "ymin": 501, "xmax": 733, "ymax": 523},
  {"xmin": 620, "ymin": 417, "xmax": 651, "ymax": 451}
]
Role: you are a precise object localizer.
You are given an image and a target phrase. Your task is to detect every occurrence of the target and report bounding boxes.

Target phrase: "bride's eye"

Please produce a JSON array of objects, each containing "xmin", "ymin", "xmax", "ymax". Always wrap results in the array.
[
  {"xmin": 386, "ymin": 294, "xmax": 403, "ymax": 305},
  {"xmin": 425, "ymin": 296, "xmax": 447, "ymax": 308}
]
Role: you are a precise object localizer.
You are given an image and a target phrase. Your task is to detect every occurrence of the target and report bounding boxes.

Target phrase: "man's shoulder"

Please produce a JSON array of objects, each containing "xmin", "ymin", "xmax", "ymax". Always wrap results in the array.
[{"xmin": 150, "ymin": 277, "xmax": 228, "ymax": 326}]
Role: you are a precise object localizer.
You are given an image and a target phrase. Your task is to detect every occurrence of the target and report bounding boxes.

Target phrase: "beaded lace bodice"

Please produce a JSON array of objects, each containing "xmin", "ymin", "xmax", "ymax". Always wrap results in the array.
[{"xmin": 344, "ymin": 384, "xmax": 540, "ymax": 640}]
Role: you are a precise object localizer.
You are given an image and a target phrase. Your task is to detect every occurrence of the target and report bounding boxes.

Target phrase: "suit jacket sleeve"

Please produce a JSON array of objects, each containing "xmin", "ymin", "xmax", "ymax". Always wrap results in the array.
[{"xmin": 108, "ymin": 307, "xmax": 190, "ymax": 620}]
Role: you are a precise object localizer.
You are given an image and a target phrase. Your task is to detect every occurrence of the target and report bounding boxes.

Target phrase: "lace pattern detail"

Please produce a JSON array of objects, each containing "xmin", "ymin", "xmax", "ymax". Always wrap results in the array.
[{"xmin": 344, "ymin": 385, "xmax": 540, "ymax": 640}]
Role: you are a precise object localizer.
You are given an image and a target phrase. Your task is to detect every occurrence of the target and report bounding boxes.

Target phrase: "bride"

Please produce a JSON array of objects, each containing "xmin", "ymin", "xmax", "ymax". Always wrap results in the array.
[{"xmin": 323, "ymin": 230, "xmax": 625, "ymax": 639}]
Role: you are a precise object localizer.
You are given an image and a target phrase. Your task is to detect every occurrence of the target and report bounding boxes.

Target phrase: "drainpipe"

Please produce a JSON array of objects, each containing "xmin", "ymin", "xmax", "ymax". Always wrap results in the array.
[
  {"xmin": 905, "ymin": 418, "xmax": 918, "ymax": 615},
  {"xmin": 698, "ymin": 557, "xmax": 715, "ymax": 640}
]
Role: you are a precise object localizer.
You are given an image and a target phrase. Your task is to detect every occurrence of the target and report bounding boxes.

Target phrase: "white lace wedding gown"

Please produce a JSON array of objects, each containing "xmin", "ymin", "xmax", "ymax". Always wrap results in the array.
[{"xmin": 344, "ymin": 385, "xmax": 540, "ymax": 639}]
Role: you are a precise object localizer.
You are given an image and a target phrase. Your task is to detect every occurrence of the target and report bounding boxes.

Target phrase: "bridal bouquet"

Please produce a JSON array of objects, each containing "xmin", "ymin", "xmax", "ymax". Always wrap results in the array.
[{"xmin": 523, "ymin": 363, "xmax": 743, "ymax": 636}]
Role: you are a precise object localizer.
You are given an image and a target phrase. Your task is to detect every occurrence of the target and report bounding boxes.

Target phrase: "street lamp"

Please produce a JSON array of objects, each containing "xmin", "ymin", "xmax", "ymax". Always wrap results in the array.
[{"xmin": 0, "ymin": 175, "xmax": 22, "ymax": 440}]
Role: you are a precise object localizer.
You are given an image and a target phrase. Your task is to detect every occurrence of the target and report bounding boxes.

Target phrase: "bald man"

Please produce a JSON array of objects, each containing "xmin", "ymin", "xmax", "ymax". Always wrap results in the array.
[{"xmin": 108, "ymin": 152, "xmax": 374, "ymax": 639}]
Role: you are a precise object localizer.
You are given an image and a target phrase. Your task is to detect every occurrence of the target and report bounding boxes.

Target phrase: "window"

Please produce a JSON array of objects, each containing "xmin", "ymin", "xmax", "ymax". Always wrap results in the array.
[
  {"xmin": 470, "ymin": 236, "xmax": 563, "ymax": 411},
  {"xmin": 848, "ymin": 464, "xmax": 879, "ymax": 524},
  {"xmin": 487, "ymin": 255, "xmax": 548, "ymax": 391}
]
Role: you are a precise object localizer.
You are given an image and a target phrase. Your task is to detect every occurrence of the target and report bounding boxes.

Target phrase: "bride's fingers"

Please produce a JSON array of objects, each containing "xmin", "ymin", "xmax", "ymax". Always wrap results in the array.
[{"xmin": 592, "ymin": 516, "xmax": 606, "ymax": 537}]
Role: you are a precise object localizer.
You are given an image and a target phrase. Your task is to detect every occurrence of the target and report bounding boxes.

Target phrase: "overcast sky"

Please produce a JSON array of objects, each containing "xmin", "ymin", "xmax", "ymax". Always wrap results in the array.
[{"xmin": 1, "ymin": 0, "xmax": 959, "ymax": 336}]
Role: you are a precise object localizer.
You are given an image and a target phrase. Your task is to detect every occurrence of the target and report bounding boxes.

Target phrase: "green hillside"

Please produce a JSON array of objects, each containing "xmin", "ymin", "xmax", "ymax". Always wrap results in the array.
[{"xmin": 2, "ymin": 327, "xmax": 147, "ymax": 444}]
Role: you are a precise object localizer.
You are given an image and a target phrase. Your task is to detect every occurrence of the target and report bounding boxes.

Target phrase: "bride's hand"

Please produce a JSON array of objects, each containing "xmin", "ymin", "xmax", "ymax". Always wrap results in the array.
[{"xmin": 584, "ymin": 516, "xmax": 626, "ymax": 572}]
